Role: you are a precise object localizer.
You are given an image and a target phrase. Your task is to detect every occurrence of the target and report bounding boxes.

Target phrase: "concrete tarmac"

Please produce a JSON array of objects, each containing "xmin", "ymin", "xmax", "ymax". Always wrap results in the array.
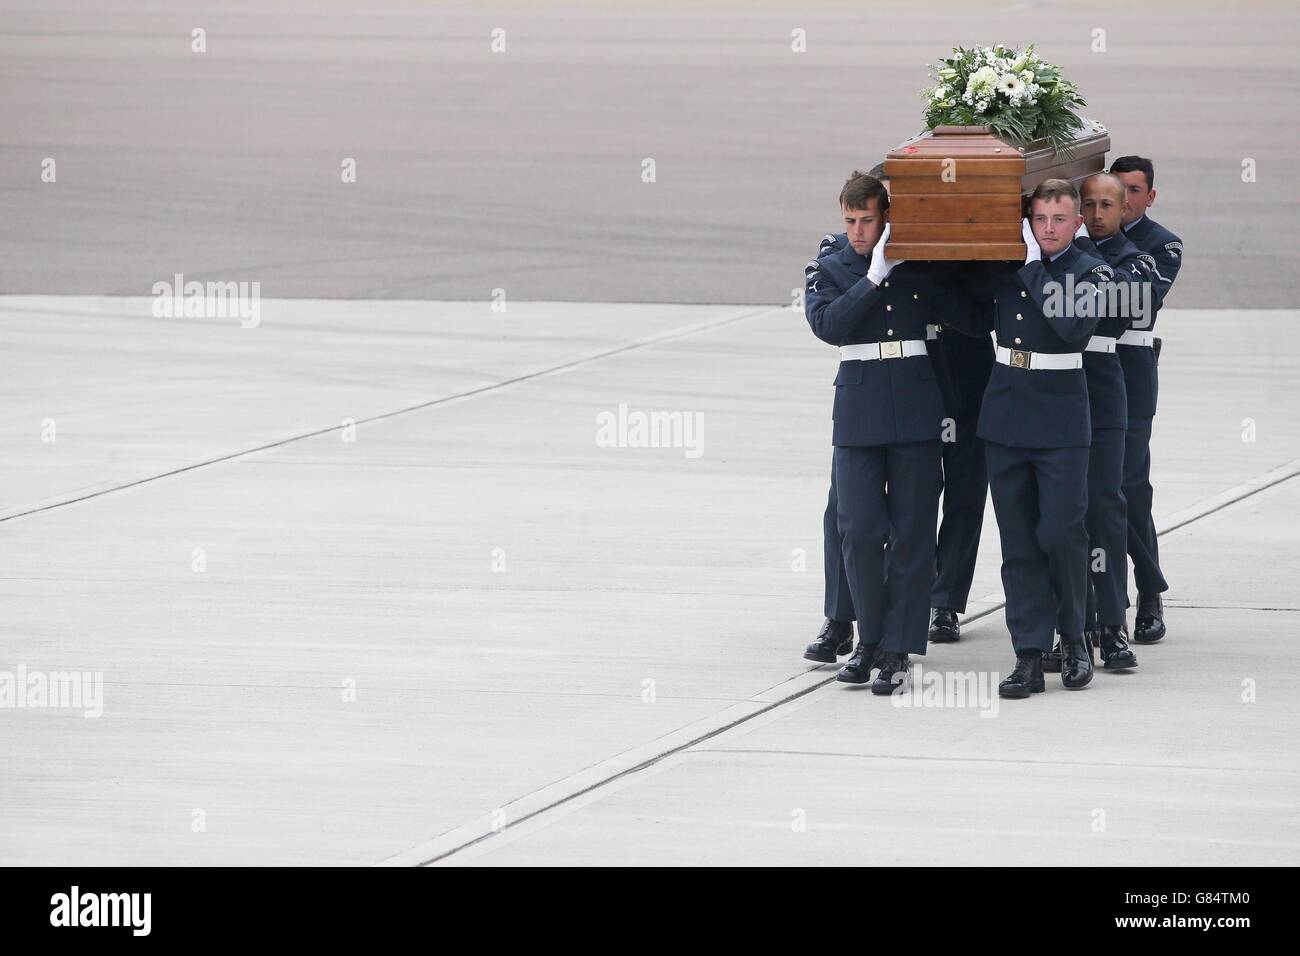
[{"xmin": 1, "ymin": 296, "xmax": 1296, "ymax": 865}]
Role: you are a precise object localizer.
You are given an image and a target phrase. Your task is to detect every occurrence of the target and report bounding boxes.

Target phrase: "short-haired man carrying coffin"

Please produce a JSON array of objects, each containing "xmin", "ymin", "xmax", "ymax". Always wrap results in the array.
[
  {"xmin": 947, "ymin": 179, "xmax": 1116, "ymax": 699},
  {"xmin": 1109, "ymin": 155, "xmax": 1184, "ymax": 644},
  {"xmin": 805, "ymin": 162, "xmax": 992, "ymax": 656},
  {"xmin": 1041, "ymin": 172, "xmax": 1150, "ymax": 673},
  {"xmin": 803, "ymin": 171, "xmax": 957, "ymax": 695}
]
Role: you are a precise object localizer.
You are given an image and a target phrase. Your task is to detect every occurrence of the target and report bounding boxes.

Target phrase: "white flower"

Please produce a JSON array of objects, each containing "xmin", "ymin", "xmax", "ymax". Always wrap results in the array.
[
  {"xmin": 969, "ymin": 65, "xmax": 998, "ymax": 92},
  {"xmin": 999, "ymin": 73, "xmax": 1025, "ymax": 98}
]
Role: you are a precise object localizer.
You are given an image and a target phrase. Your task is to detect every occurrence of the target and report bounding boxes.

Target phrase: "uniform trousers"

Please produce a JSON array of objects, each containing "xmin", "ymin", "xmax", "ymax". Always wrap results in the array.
[
  {"xmin": 985, "ymin": 441, "xmax": 1090, "ymax": 654},
  {"xmin": 832, "ymin": 441, "xmax": 942, "ymax": 654},
  {"xmin": 1123, "ymin": 415, "xmax": 1168, "ymax": 596},
  {"xmin": 932, "ymin": 413, "xmax": 988, "ymax": 613},
  {"xmin": 1084, "ymin": 427, "xmax": 1129, "ymax": 629}
]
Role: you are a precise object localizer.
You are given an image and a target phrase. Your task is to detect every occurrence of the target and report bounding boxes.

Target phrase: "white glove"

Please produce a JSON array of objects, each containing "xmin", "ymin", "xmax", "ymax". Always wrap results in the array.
[
  {"xmin": 868, "ymin": 223, "xmax": 901, "ymax": 285},
  {"xmin": 1074, "ymin": 220, "xmax": 1089, "ymax": 240},
  {"xmin": 1021, "ymin": 218, "xmax": 1041, "ymax": 264}
]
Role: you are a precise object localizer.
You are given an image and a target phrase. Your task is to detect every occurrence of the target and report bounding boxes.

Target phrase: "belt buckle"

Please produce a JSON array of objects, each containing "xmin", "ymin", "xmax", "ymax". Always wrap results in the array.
[
  {"xmin": 880, "ymin": 341, "xmax": 902, "ymax": 360},
  {"xmin": 1009, "ymin": 348, "xmax": 1031, "ymax": 369}
]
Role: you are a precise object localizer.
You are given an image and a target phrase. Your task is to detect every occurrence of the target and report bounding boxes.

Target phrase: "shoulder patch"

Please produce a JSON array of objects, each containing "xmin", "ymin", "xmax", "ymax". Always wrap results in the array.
[
  {"xmin": 1163, "ymin": 240, "xmax": 1183, "ymax": 259},
  {"xmin": 1137, "ymin": 253, "xmax": 1157, "ymax": 270},
  {"xmin": 818, "ymin": 233, "xmax": 842, "ymax": 258},
  {"xmin": 1089, "ymin": 263, "xmax": 1114, "ymax": 280}
]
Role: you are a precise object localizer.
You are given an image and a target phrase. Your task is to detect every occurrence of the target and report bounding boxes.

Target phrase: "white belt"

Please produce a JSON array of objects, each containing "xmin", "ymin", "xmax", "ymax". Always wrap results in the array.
[
  {"xmin": 1117, "ymin": 330, "xmax": 1156, "ymax": 347},
  {"xmin": 995, "ymin": 345, "xmax": 1083, "ymax": 370},
  {"xmin": 1084, "ymin": 336, "xmax": 1117, "ymax": 354},
  {"xmin": 926, "ymin": 324, "xmax": 939, "ymax": 341},
  {"xmin": 840, "ymin": 340, "xmax": 929, "ymax": 362}
]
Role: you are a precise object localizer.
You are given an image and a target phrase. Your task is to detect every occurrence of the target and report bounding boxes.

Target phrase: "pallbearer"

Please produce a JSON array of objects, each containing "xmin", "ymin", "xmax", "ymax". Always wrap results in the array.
[
  {"xmin": 823, "ymin": 163, "xmax": 993, "ymax": 649},
  {"xmin": 1109, "ymin": 155, "xmax": 1184, "ymax": 644},
  {"xmin": 1043, "ymin": 172, "xmax": 1147, "ymax": 673},
  {"xmin": 802, "ymin": 225, "xmax": 859, "ymax": 666},
  {"xmin": 803, "ymin": 171, "xmax": 953, "ymax": 695},
  {"xmin": 950, "ymin": 180, "xmax": 1114, "ymax": 699},
  {"xmin": 803, "ymin": 163, "xmax": 972, "ymax": 662}
]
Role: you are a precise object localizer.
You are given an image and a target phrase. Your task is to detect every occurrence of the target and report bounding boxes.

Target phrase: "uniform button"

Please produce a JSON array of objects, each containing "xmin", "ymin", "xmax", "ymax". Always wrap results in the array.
[
  {"xmin": 913, "ymin": 293, "xmax": 919, "ymax": 299},
  {"xmin": 1021, "ymin": 290, "xmax": 1027, "ymax": 298},
  {"xmin": 886, "ymin": 304, "xmax": 892, "ymax": 311},
  {"xmin": 1014, "ymin": 337, "xmax": 1022, "ymax": 344},
  {"xmin": 1016, "ymin": 313, "xmax": 1023, "ymax": 321},
  {"xmin": 887, "ymin": 329, "xmax": 894, "ymax": 335},
  {"xmin": 883, "ymin": 281, "xmax": 890, "ymax": 288}
]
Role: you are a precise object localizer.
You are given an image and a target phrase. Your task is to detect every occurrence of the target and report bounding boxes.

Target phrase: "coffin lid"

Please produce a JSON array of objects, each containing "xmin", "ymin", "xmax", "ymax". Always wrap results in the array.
[{"xmin": 886, "ymin": 117, "xmax": 1110, "ymax": 171}]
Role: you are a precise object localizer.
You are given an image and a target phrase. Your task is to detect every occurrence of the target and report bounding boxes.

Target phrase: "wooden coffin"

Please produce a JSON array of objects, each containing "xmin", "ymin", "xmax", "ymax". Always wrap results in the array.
[{"xmin": 883, "ymin": 120, "xmax": 1110, "ymax": 260}]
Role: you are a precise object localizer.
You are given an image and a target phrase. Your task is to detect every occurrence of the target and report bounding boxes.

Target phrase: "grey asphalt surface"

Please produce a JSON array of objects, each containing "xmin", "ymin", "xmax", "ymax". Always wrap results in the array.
[
  {"xmin": 2, "ymin": 298, "xmax": 1296, "ymax": 865},
  {"xmin": 2, "ymin": 0, "xmax": 1296, "ymax": 306}
]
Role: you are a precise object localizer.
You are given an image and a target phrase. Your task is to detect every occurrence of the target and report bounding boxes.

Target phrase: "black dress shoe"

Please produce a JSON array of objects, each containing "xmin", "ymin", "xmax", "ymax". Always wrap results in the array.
[
  {"xmin": 836, "ymin": 641, "xmax": 881, "ymax": 684},
  {"xmin": 1099, "ymin": 624, "xmax": 1138, "ymax": 670},
  {"xmin": 1087, "ymin": 629, "xmax": 1100, "ymax": 648},
  {"xmin": 871, "ymin": 652, "xmax": 910, "ymax": 695},
  {"xmin": 804, "ymin": 618, "xmax": 854, "ymax": 663},
  {"xmin": 1042, "ymin": 639, "xmax": 1062, "ymax": 673},
  {"xmin": 1060, "ymin": 633, "xmax": 1094, "ymax": 689},
  {"xmin": 928, "ymin": 608, "xmax": 960, "ymax": 643},
  {"xmin": 999, "ymin": 654, "xmax": 1046, "ymax": 699},
  {"xmin": 1133, "ymin": 593, "xmax": 1166, "ymax": 644}
]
